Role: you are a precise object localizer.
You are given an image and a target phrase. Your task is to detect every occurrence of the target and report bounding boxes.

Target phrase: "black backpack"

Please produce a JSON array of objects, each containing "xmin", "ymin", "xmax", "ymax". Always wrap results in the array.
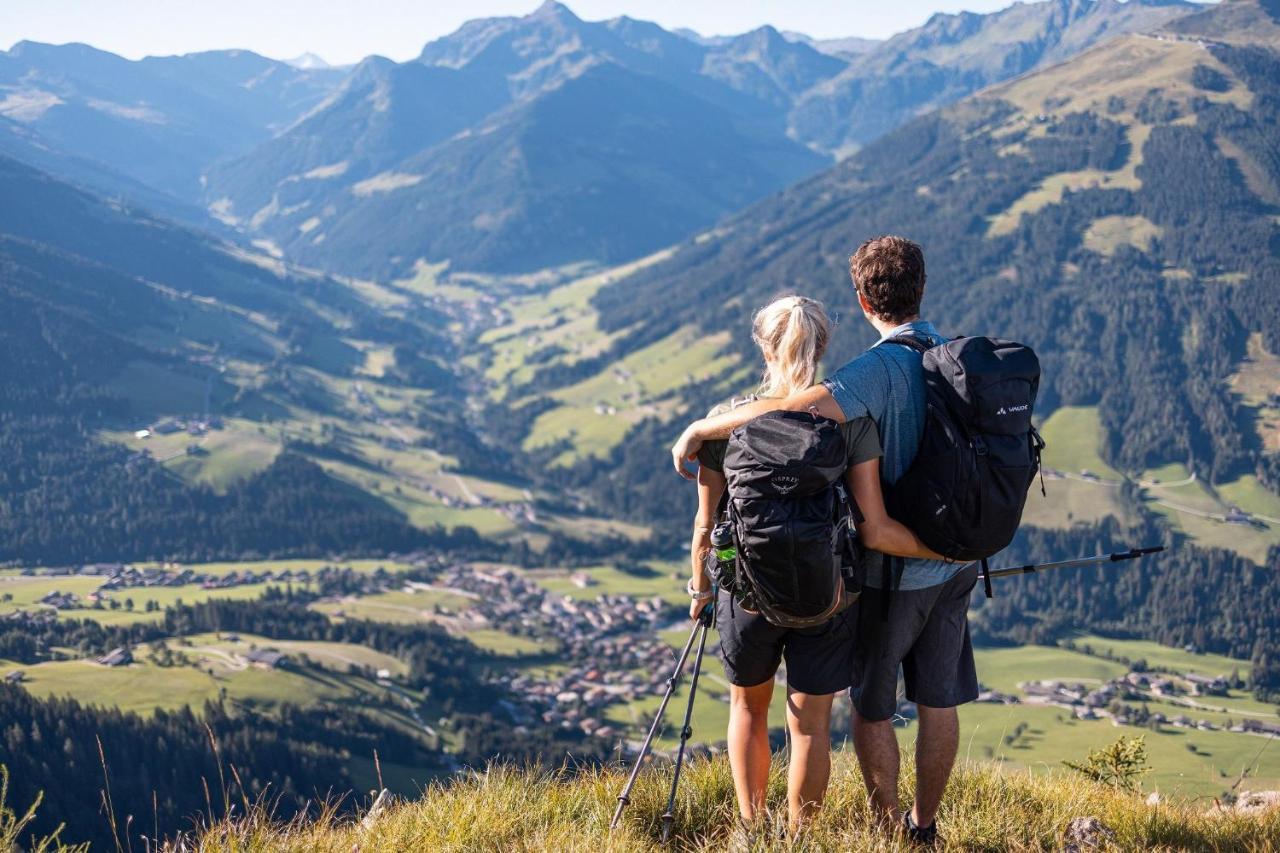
[
  {"xmin": 716, "ymin": 410, "xmax": 861, "ymax": 629},
  {"xmin": 883, "ymin": 335, "xmax": 1045, "ymax": 598}
]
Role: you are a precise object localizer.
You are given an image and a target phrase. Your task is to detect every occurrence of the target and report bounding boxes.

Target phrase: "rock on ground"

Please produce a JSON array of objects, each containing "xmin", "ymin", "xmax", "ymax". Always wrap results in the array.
[
  {"xmin": 1062, "ymin": 816, "xmax": 1116, "ymax": 851},
  {"xmin": 1210, "ymin": 790, "xmax": 1280, "ymax": 817}
]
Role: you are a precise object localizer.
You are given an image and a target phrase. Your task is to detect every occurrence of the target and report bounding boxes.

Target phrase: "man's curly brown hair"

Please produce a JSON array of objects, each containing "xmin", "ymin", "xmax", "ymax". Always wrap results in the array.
[{"xmin": 848, "ymin": 235, "xmax": 926, "ymax": 324}]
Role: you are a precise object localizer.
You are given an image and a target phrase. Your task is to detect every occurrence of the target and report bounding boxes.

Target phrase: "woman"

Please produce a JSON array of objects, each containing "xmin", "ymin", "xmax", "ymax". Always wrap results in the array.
[{"xmin": 686, "ymin": 295, "xmax": 939, "ymax": 829}]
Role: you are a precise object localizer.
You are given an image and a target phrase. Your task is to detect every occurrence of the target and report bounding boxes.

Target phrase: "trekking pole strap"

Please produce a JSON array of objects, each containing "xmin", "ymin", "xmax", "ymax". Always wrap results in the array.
[{"xmin": 980, "ymin": 557, "xmax": 993, "ymax": 599}]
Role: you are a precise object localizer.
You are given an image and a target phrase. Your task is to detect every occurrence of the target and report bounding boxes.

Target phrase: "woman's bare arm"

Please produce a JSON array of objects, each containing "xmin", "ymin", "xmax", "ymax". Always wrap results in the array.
[
  {"xmin": 847, "ymin": 458, "xmax": 947, "ymax": 561},
  {"xmin": 689, "ymin": 464, "xmax": 726, "ymax": 618},
  {"xmin": 671, "ymin": 384, "xmax": 844, "ymax": 479}
]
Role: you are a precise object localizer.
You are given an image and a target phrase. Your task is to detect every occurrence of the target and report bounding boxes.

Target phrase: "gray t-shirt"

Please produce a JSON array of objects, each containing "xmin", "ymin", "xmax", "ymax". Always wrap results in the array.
[
  {"xmin": 697, "ymin": 397, "xmax": 882, "ymax": 473},
  {"xmin": 822, "ymin": 319, "xmax": 964, "ymax": 590}
]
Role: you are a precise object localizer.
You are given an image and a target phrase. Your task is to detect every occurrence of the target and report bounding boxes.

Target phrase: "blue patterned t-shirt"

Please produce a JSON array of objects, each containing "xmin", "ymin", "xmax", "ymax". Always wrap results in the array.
[{"xmin": 822, "ymin": 319, "xmax": 966, "ymax": 590}]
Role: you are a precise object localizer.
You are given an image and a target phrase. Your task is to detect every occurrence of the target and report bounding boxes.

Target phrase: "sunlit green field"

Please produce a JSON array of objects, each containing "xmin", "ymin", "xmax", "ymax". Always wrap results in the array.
[
  {"xmin": 170, "ymin": 558, "xmax": 414, "ymax": 576},
  {"xmin": 102, "ymin": 417, "xmax": 282, "ymax": 493},
  {"xmin": 1030, "ymin": 406, "xmax": 1278, "ymax": 563},
  {"xmin": 973, "ymin": 646, "xmax": 1126, "ymax": 693},
  {"xmin": 522, "ymin": 325, "xmax": 740, "ymax": 466},
  {"xmin": 312, "ymin": 585, "xmax": 476, "ymax": 624},
  {"xmin": 465, "ymin": 629, "xmax": 554, "ymax": 656},
  {"xmin": 0, "ymin": 572, "xmax": 276, "ymax": 624},
  {"xmin": 0, "ymin": 639, "xmax": 418, "ymax": 722},
  {"xmin": 534, "ymin": 562, "xmax": 686, "ymax": 606},
  {"xmin": 945, "ymin": 701, "xmax": 1280, "ymax": 797},
  {"xmin": 480, "ymin": 250, "xmax": 676, "ymax": 395},
  {"xmin": 1019, "ymin": 474, "xmax": 1129, "ymax": 529},
  {"xmin": 1140, "ymin": 465, "xmax": 1279, "ymax": 564},
  {"xmin": 182, "ymin": 632, "xmax": 409, "ymax": 676},
  {"xmin": 1038, "ymin": 405, "xmax": 1122, "ymax": 480},
  {"xmin": 1066, "ymin": 634, "xmax": 1249, "ymax": 679}
]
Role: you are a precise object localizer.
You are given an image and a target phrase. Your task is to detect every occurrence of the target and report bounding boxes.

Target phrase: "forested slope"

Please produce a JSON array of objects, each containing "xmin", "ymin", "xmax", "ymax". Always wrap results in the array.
[{"xmin": 0, "ymin": 155, "xmax": 473, "ymax": 564}]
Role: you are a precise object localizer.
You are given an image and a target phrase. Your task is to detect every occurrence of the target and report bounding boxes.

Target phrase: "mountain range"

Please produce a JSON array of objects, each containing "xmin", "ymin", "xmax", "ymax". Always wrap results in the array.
[
  {"xmin": 0, "ymin": 41, "xmax": 342, "ymax": 201},
  {"xmin": 205, "ymin": 0, "xmax": 1197, "ymax": 276},
  {"xmin": 2, "ymin": 0, "xmax": 1201, "ymax": 277}
]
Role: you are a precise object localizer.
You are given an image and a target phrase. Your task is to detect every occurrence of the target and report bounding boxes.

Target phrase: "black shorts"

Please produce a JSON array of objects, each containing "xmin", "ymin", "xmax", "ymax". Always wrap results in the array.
[
  {"xmin": 715, "ymin": 587, "xmax": 855, "ymax": 695},
  {"xmin": 850, "ymin": 563, "xmax": 980, "ymax": 722}
]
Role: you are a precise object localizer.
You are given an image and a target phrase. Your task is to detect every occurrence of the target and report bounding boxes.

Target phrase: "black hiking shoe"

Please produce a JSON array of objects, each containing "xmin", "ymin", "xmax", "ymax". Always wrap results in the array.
[{"xmin": 901, "ymin": 811, "xmax": 939, "ymax": 847}]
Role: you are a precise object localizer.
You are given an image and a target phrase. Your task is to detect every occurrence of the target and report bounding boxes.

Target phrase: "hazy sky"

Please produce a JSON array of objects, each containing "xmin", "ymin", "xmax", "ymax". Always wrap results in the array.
[{"xmin": 1, "ymin": 0, "xmax": 1027, "ymax": 65}]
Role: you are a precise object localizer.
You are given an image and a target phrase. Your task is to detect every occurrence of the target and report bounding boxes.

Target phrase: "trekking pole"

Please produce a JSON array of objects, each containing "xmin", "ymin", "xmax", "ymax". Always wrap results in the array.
[
  {"xmin": 984, "ymin": 545, "xmax": 1165, "ymax": 580},
  {"xmin": 610, "ymin": 607, "xmax": 706, "ymax": 830},
  {"xmin": 660, "ymin": 604, "xmax": 713, "ymax": 844}
]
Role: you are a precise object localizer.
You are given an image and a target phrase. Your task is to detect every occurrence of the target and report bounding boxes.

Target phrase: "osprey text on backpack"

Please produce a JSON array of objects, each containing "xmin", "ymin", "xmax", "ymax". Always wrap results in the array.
[
  {"xmin": 883, "ymin": 335, "xmax": 1045, "ymax": 598},
  {"xmin": 712, "ymin": 410, "xmax": 861, "ymax": 629}
]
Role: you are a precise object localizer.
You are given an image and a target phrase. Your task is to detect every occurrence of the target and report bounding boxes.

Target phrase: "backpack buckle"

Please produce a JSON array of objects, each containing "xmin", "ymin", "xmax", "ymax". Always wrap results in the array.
[{"xmin": 973, "ymin": 436, "xmax": 989, "ymax": 456}]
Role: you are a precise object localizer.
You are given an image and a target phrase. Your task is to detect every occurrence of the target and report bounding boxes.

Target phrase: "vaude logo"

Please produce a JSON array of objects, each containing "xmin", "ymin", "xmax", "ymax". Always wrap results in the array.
[
  {"xmin": 996, "ymin": 404, "xmax": 1030, "ymax": 416},
  {"xmin": 772, "ymin": 475, "xmax": 800, "ymax": 495}
]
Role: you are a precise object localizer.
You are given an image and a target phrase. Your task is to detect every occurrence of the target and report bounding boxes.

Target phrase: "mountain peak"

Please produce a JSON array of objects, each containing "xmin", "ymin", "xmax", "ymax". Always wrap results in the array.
[
  {"xmin": 284, "ymin": 52, "xmax": 331, "ymax": 70},
  {"xmin": 733, "ymin": 24, "xmax": 787, "ymax": 46},
  {"xmin": 528, "ymin": 1, "xmax": 580, "ymax": 23}
]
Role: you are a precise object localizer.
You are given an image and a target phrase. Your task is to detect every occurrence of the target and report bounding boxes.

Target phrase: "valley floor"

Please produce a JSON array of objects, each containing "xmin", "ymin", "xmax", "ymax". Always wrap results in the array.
[{"xmin": 6, "ymin": 559, "xmax": 1279, "ymax": 802}]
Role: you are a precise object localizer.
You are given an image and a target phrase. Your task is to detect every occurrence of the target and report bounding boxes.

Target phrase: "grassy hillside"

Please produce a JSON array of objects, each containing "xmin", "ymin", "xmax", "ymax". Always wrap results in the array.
[{"xmin": 154, "ymin": 754, "xmax": 1280, "ymax": 851}]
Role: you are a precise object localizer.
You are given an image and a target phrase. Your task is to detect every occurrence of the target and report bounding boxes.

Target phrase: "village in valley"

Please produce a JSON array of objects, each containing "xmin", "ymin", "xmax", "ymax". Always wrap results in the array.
[
  {"xmin": 4, "ymin": 552, "xmax": 1280, "ymax": 795},
  {"xmin": 984, "ymin": 669, "xmax": 1280, "ymax": 740}
]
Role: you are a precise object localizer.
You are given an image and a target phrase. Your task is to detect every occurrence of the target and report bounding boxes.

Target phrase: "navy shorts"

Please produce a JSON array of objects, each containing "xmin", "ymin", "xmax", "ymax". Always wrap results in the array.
[
  {"xmin": 850, "ymin": 563, "xmax": 980, "ymax": 721},
  {"xmin": 715, "ymin": 587, "xmax": 855, "ymax": 695}
]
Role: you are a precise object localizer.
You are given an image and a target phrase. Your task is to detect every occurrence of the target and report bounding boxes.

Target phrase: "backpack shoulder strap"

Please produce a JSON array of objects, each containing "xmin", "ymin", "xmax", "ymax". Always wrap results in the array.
[{"xmin": 881, "ymin": 334, "xmax": 933, "ymax": 355}]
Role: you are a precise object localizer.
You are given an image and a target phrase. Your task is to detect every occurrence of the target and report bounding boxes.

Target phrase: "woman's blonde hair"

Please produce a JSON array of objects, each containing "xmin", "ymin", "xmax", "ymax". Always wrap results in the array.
[{"xmin": 752, "ymin": 295, "xmax": 831, "ymax": 398}]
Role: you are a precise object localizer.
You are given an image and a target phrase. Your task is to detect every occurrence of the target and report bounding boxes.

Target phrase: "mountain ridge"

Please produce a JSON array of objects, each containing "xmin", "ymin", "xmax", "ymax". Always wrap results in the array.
[
  {"xmin": 0, "ymin": 40, "xmax": 343, "ymax": 198},
  {"xmin": 790, "ymin": 0, "xmax": 1198, "ymax": 155},
  {"xmin": 204, "ymin": 3, "xmax": 836, "ymax": 276}
]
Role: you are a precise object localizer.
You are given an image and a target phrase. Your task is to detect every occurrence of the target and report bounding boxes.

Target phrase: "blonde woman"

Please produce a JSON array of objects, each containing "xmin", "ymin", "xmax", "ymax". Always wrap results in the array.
[{"xmin": 687, "ymin": 295, "xmax": 939, "ymax": 829}]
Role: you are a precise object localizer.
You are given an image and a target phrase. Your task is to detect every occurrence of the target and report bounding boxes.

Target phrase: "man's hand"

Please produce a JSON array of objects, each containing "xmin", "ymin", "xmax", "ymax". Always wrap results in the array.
[
  {"xmin": 671, "ymin": 422, "xmax": 705, "ymax": 480},
  {"xmin": 689, "ymin": 595, "xmax": 712, "ymax": 620}
]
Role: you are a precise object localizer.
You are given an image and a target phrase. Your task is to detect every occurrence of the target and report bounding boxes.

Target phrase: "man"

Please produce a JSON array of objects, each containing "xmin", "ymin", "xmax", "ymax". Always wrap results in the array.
[{"xmin": 670, "ymin": 235, "xmax": 978, "ymax": 846}]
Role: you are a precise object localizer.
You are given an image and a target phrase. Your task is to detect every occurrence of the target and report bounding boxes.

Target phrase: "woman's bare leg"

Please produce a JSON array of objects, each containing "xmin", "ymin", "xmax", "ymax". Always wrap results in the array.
[
  {"xmin": 727, "ymin": 679, "xmax": 775, "ymax": 821},
  {"xmin": 785, "ymin": 689, "xmax": 834, "ymax": 829}
]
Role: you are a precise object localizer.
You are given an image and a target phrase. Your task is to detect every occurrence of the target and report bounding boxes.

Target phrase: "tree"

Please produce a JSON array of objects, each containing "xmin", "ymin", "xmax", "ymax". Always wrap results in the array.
[{"xmin": 1064, "ymin": 736, "xmax": 1152, "ymax": 793}]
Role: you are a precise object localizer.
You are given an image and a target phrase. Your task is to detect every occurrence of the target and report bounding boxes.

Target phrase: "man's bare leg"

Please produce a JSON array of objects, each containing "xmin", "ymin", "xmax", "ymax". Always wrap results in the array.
[
  {"xmin": 912, "ymin": 704, "xmax": 959, "ymax": 828},
  {"xmin": 784, "ymin": 689, "xmax": 834, "ymax": 829},
  {"xmin": 852, "ymin": 707, "xmax": 900, "ymax": 824},
  {"xmin": 727, "ymin": 680, "xmax": 775, "ymax": 821}
]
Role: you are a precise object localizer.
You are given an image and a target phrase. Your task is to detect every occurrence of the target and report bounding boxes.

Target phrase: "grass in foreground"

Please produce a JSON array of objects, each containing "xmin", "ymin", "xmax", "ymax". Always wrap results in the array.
[{"xmin": 172, "ymin": 754, "xmax": 1280, "ymax": 851}]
